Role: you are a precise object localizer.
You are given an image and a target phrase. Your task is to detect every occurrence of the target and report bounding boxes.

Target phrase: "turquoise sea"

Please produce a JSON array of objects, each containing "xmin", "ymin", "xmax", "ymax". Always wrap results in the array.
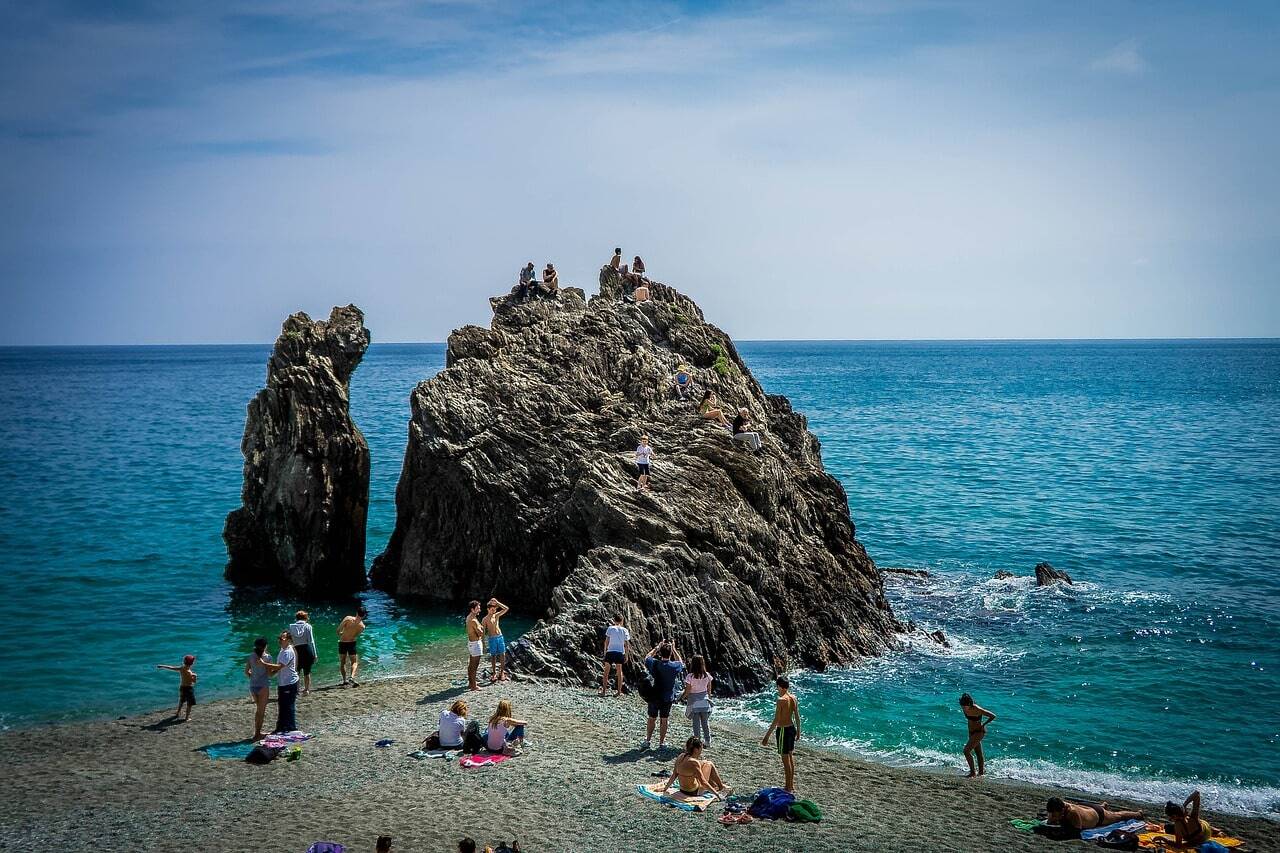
[{"xmin": 1, "ymin": 340, "xmax": 1277, "ymax": 818}]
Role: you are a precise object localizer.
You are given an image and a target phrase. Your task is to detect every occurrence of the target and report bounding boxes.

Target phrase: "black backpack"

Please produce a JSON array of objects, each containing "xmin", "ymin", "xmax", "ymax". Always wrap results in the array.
[
  {"xmin": 461, "ymin": 720, "xmax": 485, "ymax": 755},
  {"xmin": 635, "ymin": 660, "xmax": 658, "ymax": 703},
  {"xmin": 245, "ymin": 744, "xmax": 283, "ymax": 764}
]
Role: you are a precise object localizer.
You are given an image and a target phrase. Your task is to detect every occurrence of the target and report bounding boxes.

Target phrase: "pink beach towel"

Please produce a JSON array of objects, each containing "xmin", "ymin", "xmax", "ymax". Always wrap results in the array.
[{"xmin": 459, "ymin": 753, "xmax": 511, "ymax": 769}]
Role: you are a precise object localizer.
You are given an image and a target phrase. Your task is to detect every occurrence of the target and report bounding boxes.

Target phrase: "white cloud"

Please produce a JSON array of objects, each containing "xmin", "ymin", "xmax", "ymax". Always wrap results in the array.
[{"xmin": 1090, "ymin": 38, "xmax": 1149, "ymax": 75}]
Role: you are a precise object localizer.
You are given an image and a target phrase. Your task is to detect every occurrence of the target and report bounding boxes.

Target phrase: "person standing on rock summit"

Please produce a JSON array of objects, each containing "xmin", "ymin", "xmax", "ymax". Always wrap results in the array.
[
  {"xmin": 338, "ymin": 606, "xmax": 367, "ymax": 687},
  {"xmin": 635, "ymin": 435, "xmax": 654, "ymax": 492}
]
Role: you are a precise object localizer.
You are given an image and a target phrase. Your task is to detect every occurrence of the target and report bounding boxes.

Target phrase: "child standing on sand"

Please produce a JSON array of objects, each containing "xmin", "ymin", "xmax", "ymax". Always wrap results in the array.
[
  {"xmin": 761, "ymin": 675, "xmax": 801, "ymax": 791},
  {"xmin": 156, "ymin": 655, "xmax": 197, "ymax": 720}
]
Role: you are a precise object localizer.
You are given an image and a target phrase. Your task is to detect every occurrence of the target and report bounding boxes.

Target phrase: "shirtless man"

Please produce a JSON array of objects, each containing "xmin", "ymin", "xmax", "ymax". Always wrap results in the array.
[
  {"xmin": 1046, "ymin": 797, "xmax": 1144, "ymax": 835},
  {"xmin": 465, "ymin": 600, "xmax": 484, "ymax": 692},
  {"xmin": 761, "ymin": 675, "xmax": 802, "ymax": 792},
  {"xmin": 337, "ymin": 606, "xmax": 367, "ymax": 687},
  {"xmin": 483, "ymin": 598, "xmax": 510, "ymax": 682}
]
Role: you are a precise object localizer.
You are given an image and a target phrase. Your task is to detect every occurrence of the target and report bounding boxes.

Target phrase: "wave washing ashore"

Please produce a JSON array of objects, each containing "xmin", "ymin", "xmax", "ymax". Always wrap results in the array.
[{"xmin": 0, "ymin": 297, "xmax": 1278, "ymax": 835}]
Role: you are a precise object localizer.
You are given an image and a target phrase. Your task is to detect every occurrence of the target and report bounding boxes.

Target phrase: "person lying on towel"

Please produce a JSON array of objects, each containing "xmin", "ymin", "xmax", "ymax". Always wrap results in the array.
[{"xmin": 1043, "ymin": 797, "xmax": 1144, "ymax": 837}]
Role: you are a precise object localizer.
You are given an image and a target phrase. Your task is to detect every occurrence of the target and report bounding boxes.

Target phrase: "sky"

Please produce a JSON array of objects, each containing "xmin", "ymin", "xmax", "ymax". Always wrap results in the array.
[{"xmin": 1, "ymin": 0, "xmax": 1277, "ymax": 344}]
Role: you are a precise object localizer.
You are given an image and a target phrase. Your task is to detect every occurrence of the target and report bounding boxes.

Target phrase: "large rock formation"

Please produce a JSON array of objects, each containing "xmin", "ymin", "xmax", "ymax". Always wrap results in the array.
[
  {"xmin": 224, "ymin": 305, "xmax": 371, "ymax": 597},
  {"xmin": 372, "ymin": 270, "xmax": 900, "ymax": 694}
]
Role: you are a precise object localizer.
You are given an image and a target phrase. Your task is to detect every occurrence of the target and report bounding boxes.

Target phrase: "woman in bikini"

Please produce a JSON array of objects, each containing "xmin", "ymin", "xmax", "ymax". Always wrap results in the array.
[
  {"xmin": 959, "ymin": 693, "xmax": 996, "ymax": 777},
  {"xmin": 658, "ymin": 737, "xmax": 730, "ymax": 799},
  {"xmin": 1167, "ymin": 791, "xmax": 1214, "ymax": 846},
  {"xmin": 698, "ymin": 390, "xmax": 730, "ymax": 429}
]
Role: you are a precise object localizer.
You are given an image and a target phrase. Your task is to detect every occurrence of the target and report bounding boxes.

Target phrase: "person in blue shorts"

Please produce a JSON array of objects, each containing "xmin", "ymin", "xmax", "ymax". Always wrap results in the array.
[{"xmin": 484, "ymin": 598, "xmax": 510, "ymax": 683}]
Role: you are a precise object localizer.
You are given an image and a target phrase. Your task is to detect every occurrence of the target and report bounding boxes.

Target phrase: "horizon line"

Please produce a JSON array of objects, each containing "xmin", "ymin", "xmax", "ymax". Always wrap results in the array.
[{"xmin": 3, "ymin": 335, "xmax": 1280, "ymax": 348}]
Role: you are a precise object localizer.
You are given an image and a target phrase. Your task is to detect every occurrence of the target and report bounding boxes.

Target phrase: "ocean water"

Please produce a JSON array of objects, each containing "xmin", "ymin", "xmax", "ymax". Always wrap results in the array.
[{"xmin": 1, "ymin": 340, "xmax": 1277, "ymax": 817}]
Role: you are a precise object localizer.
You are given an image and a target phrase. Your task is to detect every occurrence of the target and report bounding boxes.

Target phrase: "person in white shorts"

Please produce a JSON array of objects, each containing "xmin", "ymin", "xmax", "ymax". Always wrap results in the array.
[{"xmin": 466, "ymin": 600, "xmax": 484, "ymax": 692}]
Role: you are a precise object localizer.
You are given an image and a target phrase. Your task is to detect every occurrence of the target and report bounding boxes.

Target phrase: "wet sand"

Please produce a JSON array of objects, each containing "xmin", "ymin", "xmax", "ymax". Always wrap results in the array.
[{"xmin": 1, "ymin": 668, "xmax": 1275, "ymax": 852}]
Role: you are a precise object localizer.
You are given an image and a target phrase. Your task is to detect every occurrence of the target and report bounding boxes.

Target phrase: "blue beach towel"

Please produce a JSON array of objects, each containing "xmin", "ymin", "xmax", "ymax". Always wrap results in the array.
[
  {"xmin": 1081, "ymin": 819, "xmax": 1148, "ymax": 840},
  {"xmin": 199, "ymin": 741, "xmax": 257, "ymax": 761}
]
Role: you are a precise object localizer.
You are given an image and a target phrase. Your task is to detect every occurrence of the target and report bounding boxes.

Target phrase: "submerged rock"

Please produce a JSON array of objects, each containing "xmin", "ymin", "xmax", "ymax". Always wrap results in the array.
[
  {"xmin": 224, "ymin": 305, "xmax": 371, "ymax": 597},
  {"xmin": 992, "ymin": 569, "xmax": 1016, "ymax": 580},
  {"xmin": 372, "ymin": 268, "xmax": 900, "ymax": 694},
  {"xmin": 883, "ymin": 567, "xmax": 932, "ymax": 579},
  {"xmin": 1034, "ymin": 561, "xmax": 1073, "ymax": 587}
]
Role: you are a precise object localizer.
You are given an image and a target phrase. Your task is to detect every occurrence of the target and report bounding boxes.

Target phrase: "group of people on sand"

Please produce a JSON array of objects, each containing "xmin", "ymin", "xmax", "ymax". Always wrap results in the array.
[
  {"xmin": 465, "ymin": 598, "xmax": 510, "ymax": 691},
  {"xmin": 515, "ymin": 262, "xmax": 559, "ymax": 302},
  {"xmin": 596, "ymin": 615, "xmax": 804, "ymax": 796},
  {"xmin": 155, "ymin": 606, "xmax": 368, "ymax": 741},
  {"xmin": 424, "ymin": 696, "xmax": 530, "ymax": 756}
]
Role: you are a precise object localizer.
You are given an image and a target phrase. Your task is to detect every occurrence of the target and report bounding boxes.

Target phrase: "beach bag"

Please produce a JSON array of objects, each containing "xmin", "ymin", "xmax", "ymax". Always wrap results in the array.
[
  {"xmin": 461, "ymin": 720, "xmax": 485, "ymax": 755},
  {"xmin": 748, "ymin": 787, "xmax": 796, "ymax": 820},
  {"xmin": 786, "ymin": 799, "xmax": 823, "ymax": 823},
  {"xmin": 1094, "ymin": 829, "xmax": 1139, "ymax": 850},
  {"xmin": 635, "ymin": 661, "xmax": 658, "ymax": 704},
  {"xmin": 1199, "ymin": 843, "xmax": 1229, "ymax": 853},
  {"xmin": 245, "ymin": 744, "xmax": 283, "ymax": 764}
]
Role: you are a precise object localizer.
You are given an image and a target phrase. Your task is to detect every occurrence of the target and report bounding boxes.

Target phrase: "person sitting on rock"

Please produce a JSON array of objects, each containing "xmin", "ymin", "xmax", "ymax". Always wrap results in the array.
[
  {"xmin": 655, "ymin": 737, "xmax": 730, "ymax": 800},
  {"xmin": 731, "ymin": 408, "xmax": 762, "ymax": 452},
  {"xmin": 698, "ymin": 390, "xmax": 730, "ymax": 429},
  {"xmin": 541, "ymin": 263, "xmax": 559, "ymax": 296},
  {"xmin": 673, "ymin": 363, "xmax": 693, "ymax": 400},
  {"xmin": 516, "ymin": 262, "xmax": 537, "ymax": 301},
  {"xmin": 609, "ymin": 248, "xmax": 623, "ymax": 270},
  {"xmin": 485, "ymin": 699, "xmax": 527, "ymax": 754}
]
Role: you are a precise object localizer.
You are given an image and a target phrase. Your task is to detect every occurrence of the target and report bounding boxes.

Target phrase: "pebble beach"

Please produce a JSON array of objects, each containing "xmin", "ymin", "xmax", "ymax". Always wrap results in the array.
[{"xmin": 2, "ymin": 665, "xmax": 1276, "ymax": 853}]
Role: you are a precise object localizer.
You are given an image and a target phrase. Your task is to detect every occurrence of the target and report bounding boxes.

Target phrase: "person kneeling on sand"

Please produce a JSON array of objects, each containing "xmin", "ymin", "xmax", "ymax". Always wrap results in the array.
[
  {"xmin": 657, "ymin": 737, "xmax": 730, "ymax": 799},
  {"xmin": 1046, "ymin": 797, "xmax": 1143, "ymax": 835},
  {"xmin": 424, "ymin": 699, "xmax": 469, "ymax": 750},
  {"xmin": 485, "ymin": 699, "xmax": 528, "ymax": 754}
]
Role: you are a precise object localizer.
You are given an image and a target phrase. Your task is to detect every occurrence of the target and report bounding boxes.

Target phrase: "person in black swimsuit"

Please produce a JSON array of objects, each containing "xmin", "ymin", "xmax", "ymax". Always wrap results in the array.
[
  {"xmin": 1046, "ymin": 797, "xmax": 1144, "ymax": 835},
  {"xmin": 959, "ymin": 693, "xmax": 996, "ymax": 777}
]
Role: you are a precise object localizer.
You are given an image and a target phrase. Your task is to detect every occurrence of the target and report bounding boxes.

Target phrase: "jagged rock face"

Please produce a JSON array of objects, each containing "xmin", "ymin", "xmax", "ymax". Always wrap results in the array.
[
  {"xmin": 1034, "ymin": 561, "xmax": 1073, "ymax": 586},
  {"xmin": 224, "ymin": 305, "xmax": 371, "ymax": 597},
  {"xmin": 372, "ymin": 270, "xmax": 899, "ymax": 694}
]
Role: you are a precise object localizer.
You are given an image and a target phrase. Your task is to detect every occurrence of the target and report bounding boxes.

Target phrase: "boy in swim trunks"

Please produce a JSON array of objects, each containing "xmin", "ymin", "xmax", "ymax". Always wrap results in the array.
[
  {"xmin": 466, "ymin": 600, "xmax": 484, "ymax": 692},
  {"xmin": 483, "ymin": 598, "xmax": 510, "ymax": 682},
  {"xmin": 337, "ymin": 606, "xmax": 367, "ymax": 687},
  {"xmin": 761, "ymin": 675, "xmax": 801, "ymax": 792},
  {"xmin": 156, "ymin": 655, "xmax": 198, "ymax": 721}
]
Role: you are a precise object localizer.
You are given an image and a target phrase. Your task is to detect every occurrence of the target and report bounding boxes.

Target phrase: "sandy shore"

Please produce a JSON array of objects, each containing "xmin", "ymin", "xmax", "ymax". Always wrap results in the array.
[{"xmin": 1, "ymin": 667, "xmax": 1275, "ymax": 853}]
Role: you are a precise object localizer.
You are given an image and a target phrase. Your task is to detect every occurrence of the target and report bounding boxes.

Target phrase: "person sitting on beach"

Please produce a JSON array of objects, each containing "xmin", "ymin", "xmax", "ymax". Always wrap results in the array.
[
  {"xmin": 1167, "ymin": 791, "xmax": 1215, "ymax": 847},
  {"xmin": 483, "ymin": 598, "xmax": 510, "ymax": 683},
  {"xmin": 338, "ymin": 606, "xmax": 366, "ymax": 687},
  {"xmin": 425, "ymin": 699, "xmax": 469, "ymax": 750},
  {"xmin": 155, "ymin": 654, "xmax": 197, "ymax": 721},
  {"xmin": 643, "ymin": 640, "xmax": 684, "ymax": 750},
  {"xmin": 600, "ymin": 613, "xmax": 629, "ymax": 697},
  {"xmin": 485, "ymin": 699, "xmax": 527, "ymax": 754},
  {"xmin": 731, "ymin": 408, "xmax": 763, "ymax": 452},
  {"xmin": 518, "ymin": 262, "xmax": 539, "ymax": 301},
  {"xmin": 680, "ymin": 655, "xmax": 714, "ymax": 748},
  {"xmin": 1046, "ymin": 797, "xmax": 1144, "ymax": 834},
  {"xmin": 658, "ymin": 737, "xmax": 730, "ymax": 799},
  {"xmin": 542, "ymin": 263, "xmax": 559, "ymax": 296},
  {"xmin": 245, "ymin": 637, "xmax": 273, "ymax": 740},
  {"xmin": 959, "ymin": 693, "xmax": 996, "ymax": 777},
  {"xmin": 635, "ymin": 435, "xmax": 653, "ymax": 492},
  {"xmin": 698, "ymin": 390, "xmax": 730, "ymax": 428},
  {"xmin": 288, "ymin": 610, "xmax": 318, "ymax": 696},
  {"xmin": 673, "ymin": 363, "xmax": 693, "ymax": 401}
]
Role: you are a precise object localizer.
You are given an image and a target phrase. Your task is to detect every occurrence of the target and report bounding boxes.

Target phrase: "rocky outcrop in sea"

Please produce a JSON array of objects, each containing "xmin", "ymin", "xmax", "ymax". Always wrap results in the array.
[
  {"xmin": 372, "ymin": 269, "xmax": 899, "ymax": 693},
  {"xmin": 224, "ymin": 305, "xmax": 371, "ymax": 597}
]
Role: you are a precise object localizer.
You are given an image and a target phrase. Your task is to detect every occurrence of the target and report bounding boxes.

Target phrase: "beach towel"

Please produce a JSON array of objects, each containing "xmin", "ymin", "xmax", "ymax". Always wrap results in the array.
[
  {"xmin": 409, "ymin": 749, "xmax": 460, "ymax": 760},
  {"xmin": 786, "ymin": 799, "xmax": 823, "ymax": 823},
  {"xmin": 200, "ymin": 741, "xmax": 257, "ymax": 761},
  {"xmin": 1010, "ymin": 819, "xmax": 1044, "ymax": 832},
  {"xmin": 635, "ymin": 783, "xmax": 716, "ymax": 812},
  {"xmin": 748, "ymin": 787, "xmax": 796, "ymax": 820},
  {"xmin": 1137, "ymin": 832, "xmax": 1243, "ymax": 850},
  {"xmin": 459, "ymin": 752, "xmax": 511, "ymax": 769},
  {"xmin": 1082, "ymin": 820, "xmax": 1149, "ymax": 840},
  {"xmin": 263, "ymin": 731, "xmax": 312, "ymax": 745},
  {"xmin": 307, "ymin": 844, "xmax": 345, "ymax": 853}
]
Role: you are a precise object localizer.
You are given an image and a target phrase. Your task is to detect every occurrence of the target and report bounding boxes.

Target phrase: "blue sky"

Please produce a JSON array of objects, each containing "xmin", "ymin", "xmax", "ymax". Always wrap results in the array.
[{"xmin": 1, "ymin": 0, "xmax": 1277, "ymax": 344}]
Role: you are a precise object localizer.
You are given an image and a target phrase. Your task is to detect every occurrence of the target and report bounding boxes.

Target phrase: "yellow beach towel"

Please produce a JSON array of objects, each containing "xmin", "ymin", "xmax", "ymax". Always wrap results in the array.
[{"xmin": 1137, "ymin": 831, "xmax": 1244, "ymax": 849}]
